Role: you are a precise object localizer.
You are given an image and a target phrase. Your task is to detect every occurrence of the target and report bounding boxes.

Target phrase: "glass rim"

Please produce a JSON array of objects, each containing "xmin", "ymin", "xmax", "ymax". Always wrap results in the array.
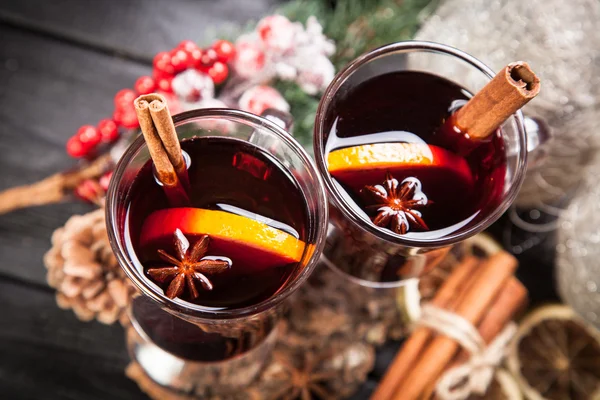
[
  {"xmin": 320, "ymin": 253, "xmax": 417, "ymax": 289},
  {"xmin": 313, "ymin": 40, "xmax": 528, "ymax": 248},
  {"xmin": 106, "ymin": 108, "xmax": 329, "ymax": 320}
]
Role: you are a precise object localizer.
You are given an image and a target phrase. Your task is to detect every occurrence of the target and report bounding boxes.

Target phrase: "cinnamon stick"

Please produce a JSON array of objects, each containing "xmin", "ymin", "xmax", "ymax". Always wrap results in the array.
[
  {"xmin": 452, "ymin": 61, "xmax": 540, "ymax": 140},
  {"xmin": 134, "ymin": 94, "xmax": 189, "ymax": 206},
  {"xmin": 134, "ymin": 94, "xmax": 179, "ymax": 187},
  {"xmin": 391, "ymin": 251, "xmax": 518, "ymax": 400},
  {"xmin": 422, "ymin": 277, "xmax": 528, "ymax": 399},
  {"xmin": 0, "ymin": 154, "xmax": 112, "ymax": 215},
  {"xmin": 148, "ymin": 99, "xmax": 187, "ymax": 179},
  {"xmin": 372, "ymin": 256, "xmax": 479, "ymax": 400},
  {"xmin": 452, "ymin": 277, "xmax": 527, "ymax": 366},
  {"xmin": 447, "ymin": 262, "xmax": 485, "ymax": 312}
]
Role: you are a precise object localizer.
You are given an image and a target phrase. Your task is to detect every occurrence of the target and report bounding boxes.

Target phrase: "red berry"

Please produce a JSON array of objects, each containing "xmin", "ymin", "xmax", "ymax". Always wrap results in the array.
[
  {"xmin": 156, "ymin": 76, "xmax": 173, "ymax": 93},
  {"xmin": 234, "ymin": 41, "xmax": 266, "ymax": 78},
  {"xmin": 77, "ymin": 125, "xmax": 101, "ymax": 147},
  {"xmin": 177, "ymin": 40, "xmax": 198, "ymax": 53},
  {"xmin": 196, "ymin": 48, "xmax": 218, "ymax": 71},
  {"xmin": 153, "ymin": 51, "xmax": 175, "ymax": 75},
  {"xmin": 134, "ymin": 76, "xmax": 156, "ymax": 95},
  {"xmin": 114, "ymin": 89, "xmax": 136, "ymax": 111},
  {"xmin": 212, "ymin": 40, "xmax": 236, "ymax": 63},
  {"xmin": 113, "ymin": 109, "xmax": 140, "ymax": 129},
  {"xmin": 97, "ymin": 119, "xmax": 119, "ymax": 142},
  {"xmin": 99, "ymin": 171, "xmax": 113, "ymax": 192},
  {"xmin": 75, "ymin": 179, "xmax": 104, "ymax": 204},
  {"xmin": 187, "ymin": 48, "xmax": 203, "ymax": 68},
  {"xmin": 208, "ymin": 62, "xmax": 229, "ymax": 84},
  {"xmin": 178, "ymin": 41, "xmax": 201, "ymax": 69},
  {"xmin": 152, "ymin": 68, "xmax": 172, "ymax": 81},
  {"xmin": 170, "ymin": 49, "xmax": 190, "ymax": 73},
  {"xmin": 66, "ymin": 136, "xmax": 88, "ymax": 158},
  {"xmin": 121, "ymin": 112, "xmax": 139, "ymax": 129},
  {"xmin": 113, "ymin": 110, "xmax": 123, "ymax": 124},
  {"xmin": 257, "ymin": 15, "xmax": 294, "ymax": 52}
]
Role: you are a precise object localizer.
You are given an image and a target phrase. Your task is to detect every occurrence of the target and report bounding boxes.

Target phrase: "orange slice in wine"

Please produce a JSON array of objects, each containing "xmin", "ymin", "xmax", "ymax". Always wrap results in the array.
[
  {"xmin": 327, "ymin": 142, "xmax": 473, "ymax": 191},
  {"xmin": 139, "ymin": 208, "xmax": 305, "ymax": 272}
]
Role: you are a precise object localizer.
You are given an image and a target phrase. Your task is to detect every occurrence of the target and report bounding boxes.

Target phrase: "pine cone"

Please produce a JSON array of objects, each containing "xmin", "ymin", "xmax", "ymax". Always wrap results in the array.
[{"xmin": 43, "ymin": 208, "xmax": 136, "ymax": 325}]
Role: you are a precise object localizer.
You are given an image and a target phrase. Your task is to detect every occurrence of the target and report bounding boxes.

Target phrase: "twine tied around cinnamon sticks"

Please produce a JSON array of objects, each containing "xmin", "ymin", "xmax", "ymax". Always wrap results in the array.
[
  {"xmin": 373, "ymin": 252, "xmax": 527, "ymax": 400},
  {"xmin": 418, "ymin": 304, "xmax": 518, "ymax": 400}
]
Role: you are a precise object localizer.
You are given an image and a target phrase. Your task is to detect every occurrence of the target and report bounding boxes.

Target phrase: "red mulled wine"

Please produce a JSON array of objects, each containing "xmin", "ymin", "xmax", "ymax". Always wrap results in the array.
[
  {"xmin": 125, "ymin": 136, "xmax": 308, "ymax": 310},
  {"xmin": 325, "ymin": 71, "xmax": 506, "ymax": 238},
  {"xmin": 120, "ymin": 136, "xmax": 308, "ymax": 361}
]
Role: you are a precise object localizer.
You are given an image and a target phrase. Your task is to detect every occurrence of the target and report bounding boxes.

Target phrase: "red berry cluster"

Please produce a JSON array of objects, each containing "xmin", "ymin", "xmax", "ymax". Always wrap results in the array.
[
  {"xmin": 153, "ymin": 39, "xmax": 235, "ymax": 93},
  {"xmin": 66, "ymin": 120, "xmax": 119, "ymax": 158},
  {"xmin": 66, "ymin": 91, "xmax": 142, "ymax": 159},
  {"xmin": 67, "ymin": 39, "xmax": 236, "ymax": 159}
]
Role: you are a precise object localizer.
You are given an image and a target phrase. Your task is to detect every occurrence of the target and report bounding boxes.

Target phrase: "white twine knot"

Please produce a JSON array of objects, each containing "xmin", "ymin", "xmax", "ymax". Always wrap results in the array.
[{"xmin": 418, "ymin": 304, "xmax": 517, "ymax": 400}]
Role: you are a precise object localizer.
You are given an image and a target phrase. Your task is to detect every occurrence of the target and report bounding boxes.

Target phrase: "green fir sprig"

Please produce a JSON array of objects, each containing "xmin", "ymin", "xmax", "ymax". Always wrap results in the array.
[{"xmin": 277, "ymin": 0, "xmax": 436, "ymax": 146}]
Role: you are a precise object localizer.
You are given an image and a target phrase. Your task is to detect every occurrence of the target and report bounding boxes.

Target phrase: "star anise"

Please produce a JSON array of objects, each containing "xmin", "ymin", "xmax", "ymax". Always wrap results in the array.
[
  {"xmin": 147, "ymin": 229, "xmax": 230, "ymax": 299},
  {"xmin": 270, "ymin": 351, "xmax": 337, "ymax": 400},
  {"xmin": 361, "ymin": 171, "xmax": 430, "ymax": 235}
]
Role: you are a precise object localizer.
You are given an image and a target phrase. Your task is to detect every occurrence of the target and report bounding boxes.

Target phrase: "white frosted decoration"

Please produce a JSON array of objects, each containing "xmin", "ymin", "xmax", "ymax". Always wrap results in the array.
[
  {"xmin": 415, "ymin": 0, "xmax": 600, "ymax": 207},
  {"xmin": 556, "ymin": 152, "xmax": 600, "ymax": 330},
  {"xmin": 296, "ymin": 54, "xmax": 335, "ymax": 95},
  {"xmin": 238, "ymin": 85, "xmax": 290, "ymax": 116},
  {"xmin": 233, "ymin": 15, "xmax": 336, "ymax": 95},
  {"xmin": 171, "ymin": 69, "xmax": 215, "ymax": 103}
]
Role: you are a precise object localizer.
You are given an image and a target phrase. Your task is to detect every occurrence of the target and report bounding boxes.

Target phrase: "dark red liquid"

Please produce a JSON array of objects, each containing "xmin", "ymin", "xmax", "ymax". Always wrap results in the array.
[
  {"xmin": 325, "ymin": 71, "xmax": 506, "ymax": 238},
  {"xmin": 125, "ymin": 136, "xmax": 308, "ymax": 309},
  {"xmin": 122, "ymin": 136, "xmax": 308, "ymax": 361},
  {"xmin": 130, "ymin": 296, "xmax": 277, "ymax": 362}
]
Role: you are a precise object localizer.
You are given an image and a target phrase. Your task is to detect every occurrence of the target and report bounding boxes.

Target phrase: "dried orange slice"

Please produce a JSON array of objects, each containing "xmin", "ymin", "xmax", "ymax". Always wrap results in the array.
[
  {"xmin": 327, "ymin": 142, "xmax": 473, "ymax": 191},
  {"xmin": 507, "ymin": 305, "xmax": 600, "ymax": 400},
  {"xmin": 140, "ymin": 208, "xmax": 305, "ymax": 272}
]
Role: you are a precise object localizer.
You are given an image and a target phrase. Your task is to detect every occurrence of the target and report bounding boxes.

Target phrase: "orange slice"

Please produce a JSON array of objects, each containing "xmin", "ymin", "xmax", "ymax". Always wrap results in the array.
[
  {"xmin": 140, "ymin": 208, "xmax": 305, "ymax": 272},
  {"xmin": 327, "ymin": 142, "xmax": 473, "ymax": 191}
]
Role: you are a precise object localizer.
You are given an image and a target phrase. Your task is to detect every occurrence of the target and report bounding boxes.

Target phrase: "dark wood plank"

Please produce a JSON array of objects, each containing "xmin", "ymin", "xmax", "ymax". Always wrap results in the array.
[
  {"xmin": 0, "ymin": 0, "xmax": 283, "ymax": 60},
  {"xmin": 0, "ymin": 278, "xmax": 145, "ymax": 400},
  {"xmin": 0, "ymin": 272, "xmax": 384, "ymax": 399},
  {"xmin": 0, "ymin": 24, "xmax": 150, "ymax": 286}
]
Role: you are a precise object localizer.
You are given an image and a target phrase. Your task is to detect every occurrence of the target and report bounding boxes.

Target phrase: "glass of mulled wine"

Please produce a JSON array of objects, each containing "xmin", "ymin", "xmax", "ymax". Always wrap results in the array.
[
  {"xmin": 106, "ymin": 108, "xmax": 328, "ymax": 396},
  {"xmin": 314, "ymin": 41, "xmax": 536, "ymax": 285}
]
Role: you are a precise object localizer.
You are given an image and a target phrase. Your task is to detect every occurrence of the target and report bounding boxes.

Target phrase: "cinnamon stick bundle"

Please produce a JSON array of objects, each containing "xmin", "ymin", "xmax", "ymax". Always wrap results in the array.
[
  {"xmin": 422, "ymin": 277, "xmax": 528, "ymax": 399},
  {"xmin": 374, "ymin": 252, "xmax": 520, "ymax": 400},
  {"xmin": 452, "ymin": 278, "xmax": 527, "ymax": 366},
  {"xmin": 392, "ymin": 252, "xmax": 517, "ymax": 400},
  {"xmin": 372, "ymin": 256, "xmax": 479, "ymax": 400}
]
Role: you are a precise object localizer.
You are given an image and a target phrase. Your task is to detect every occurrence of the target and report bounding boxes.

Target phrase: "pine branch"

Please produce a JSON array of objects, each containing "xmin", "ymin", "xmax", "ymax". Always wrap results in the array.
[{"xmin": 278, "ymin": 0, "xmax": 436, "ymax": 145}]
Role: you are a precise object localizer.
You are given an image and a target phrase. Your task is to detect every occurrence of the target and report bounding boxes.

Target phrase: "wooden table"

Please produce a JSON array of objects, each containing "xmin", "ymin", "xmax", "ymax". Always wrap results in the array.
[{"xmin": 0, "ymin": 1, "xmax": 558, "ymax": 398}]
